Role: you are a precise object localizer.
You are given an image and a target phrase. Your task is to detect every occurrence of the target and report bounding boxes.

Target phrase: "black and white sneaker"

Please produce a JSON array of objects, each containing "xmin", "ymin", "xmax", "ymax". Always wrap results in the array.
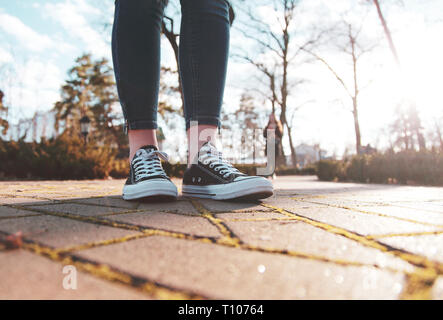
[
  {"xmin": 122, "ymin": 145, "xmax": 178, "ymax": 200},
  {"xmin": 182, "ymin": 142, "xmax": 273, "ymax": 200}
]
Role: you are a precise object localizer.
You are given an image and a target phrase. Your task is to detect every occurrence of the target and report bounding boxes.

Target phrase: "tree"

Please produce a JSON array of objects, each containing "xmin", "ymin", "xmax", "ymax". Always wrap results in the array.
[
  {"xmin": 304, "ymin": 18, "xmax": 377, "ymax": 154},
  {"xmin": 234, "ymin": 92, "xmax": 262, "ymax": 162},
  {"xmin": 433, "ymin": 119, "xmax": 443, "ymax": 152},
  {"xmin": 0, "ymin": 90, "xmax": 9, "ymax": 136},
  {"xmin": 53, "ymin": 54, "xmax": 122, "ymax": 149},
  {"xmin": 390, "ymin": 103, "xmax": 426, "ymax": 151},
  {"xmin": 233, "ymin": 0, "xmax": 323, "ymax": 166}
]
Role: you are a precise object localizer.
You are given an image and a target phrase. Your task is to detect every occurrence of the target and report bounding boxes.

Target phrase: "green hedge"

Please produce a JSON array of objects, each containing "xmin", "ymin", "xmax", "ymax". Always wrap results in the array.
[
  {"xmin": 0, "ymin": 134, "xmax": 116, "ymax": 180},
  {"xmin": 317, "ymin": 151, "xmax": 443, "ymax": 186},
  {"xmin": 0, "ymin": 136, "xmax": 320, "ymax": 180}
]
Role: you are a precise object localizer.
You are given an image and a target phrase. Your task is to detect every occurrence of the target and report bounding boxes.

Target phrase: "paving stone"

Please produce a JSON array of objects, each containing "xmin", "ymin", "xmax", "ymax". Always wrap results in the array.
[
  {"xmin": 225, "ymin": 220, "xmax": 414, "ymax": 272},
  {"xmin": 0, "ymin": 197, "xmax": 53, "ymax": 205},
  {"xmin": 71, "ymin": 197, "xmax": 139, "ymax": 209},
  {"xmin": 197, "ymin": 199, "xmax": 274, "ymax": 213},
  {"xmin": 387, "ymin": 202, "xmax": 443, "ymax": 214},
  {"xmin": 216, "ymin": 211, "xmax": 285, "ymax": 220},
  {"xmin": 379, "ymin": 234, "xmax": 443, "ymax": 263},
  {"xmin": 0, "ymin": 250, "xmax": 148, "ymax": 299},
  {"xmin": 0, "ymin": 215, "xmax": 138, "ymax": 248},
  {"xmin": 1, "ymin": 177, "xmax": 442, "ymax": 299},
  {"xmin": 106, "ymin": 212, "xmax": 221, "ymax": 238},
  {"xmin": 137, "ymin": 199, "xmax": 199, "ymax": 215},
  {"xmin": 0, "ymin": 206, "xmax": 43, "ymax": 219},
  {"xmin": 78, "ymin": 236, "xmax": 404, "ymax": 299},
  {"xmin": 262, "ymin": 196, "xmax": 329, "ymax": 209},
  {"xmin": 433, "ymin": 277, "xmax": 443, "ymax": 300},
  {"xmin": 348, "ymin": 205, "xmax": 443, "ymax": 226},
  {"xmin": 274, "ymin": 205, "xmax": 440, "ymax": 236},
  {"xmin": 27, "ymin": 203, "xmax": 130, "ymax": 216}
]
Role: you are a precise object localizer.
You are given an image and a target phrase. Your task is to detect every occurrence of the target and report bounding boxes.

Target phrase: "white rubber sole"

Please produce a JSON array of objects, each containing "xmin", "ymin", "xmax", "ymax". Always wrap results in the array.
[
  {"xmin": 122, "ymin": 178, "xmax": 178, "ymax": 200},
  {"xmin": 182, "ymin": 177, "xmax": 273, "ymax": 200}
]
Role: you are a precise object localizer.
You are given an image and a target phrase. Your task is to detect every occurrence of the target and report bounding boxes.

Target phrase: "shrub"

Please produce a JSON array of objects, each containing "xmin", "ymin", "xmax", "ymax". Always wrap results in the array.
[
  {"xmin": 317, "ymin": 160, "xmax": 342, "ymax": 181},
  {"xmin": 0, "ymin": 134, "xmax": 116, "ymax": 180},
  {"xmin": 316, "ymin": 150, "xmax": 443, "ymax": 186}
]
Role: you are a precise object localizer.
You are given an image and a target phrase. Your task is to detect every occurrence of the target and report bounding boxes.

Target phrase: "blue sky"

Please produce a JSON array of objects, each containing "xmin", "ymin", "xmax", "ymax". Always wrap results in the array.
[
  {"xmin": 1, "ymin": 0, "xmax": 443, "ymax": 156},
  {"xmin": 0, "ymin": 0, "xmax": 112, "ymax": 121}
]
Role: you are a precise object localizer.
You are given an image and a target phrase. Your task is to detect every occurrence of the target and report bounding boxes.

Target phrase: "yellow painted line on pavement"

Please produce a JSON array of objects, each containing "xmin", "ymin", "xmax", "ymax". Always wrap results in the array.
[
  {"xmin": 222, "ymin": 217, "xmax": 299, "ymax": 222},
  {"xmin": 5, "ymin": 202, "xmax": 413, "ymax": 271},
  {"xmin": 292, "ymin": 198, "xmax": 443, "ymax": 229},
  {"xmin": 18, "ymin": 236, "xmax": 204, "ymax": 299},
  {"xmin": 190, "ymin": 199, "xmax": 242, "ymax": 247},
  {"xmin": 5, "ymin": 203, "xmax": 219, "ymax": 244},
  {"xmin": 1, "ymin": 201, "xmax": 417, "ymax": 277},
  {"xmin": 400, "ymin": 269, "xmax": 438, "ymax": 300},
  {"xmin": 239, "ymin": 243, "xmax": 398, "ymax": 271},
  {"xmin": 262, "ymin": 203, "xmax": 443, "ymax": 274},
  {"xmin": 366, "ymin": 230, "xmax": 443, "ymax": 240},
  {"xmin": 55, "ymin": 232, "xmax": 153, "ymax": 253},
  {"xmin": 263, "ymin": 202, "xmax": 443, "ymax": 299},
  {"xmin": 0, "ymin": 213, "xmax": 44, "ymax": 220}
]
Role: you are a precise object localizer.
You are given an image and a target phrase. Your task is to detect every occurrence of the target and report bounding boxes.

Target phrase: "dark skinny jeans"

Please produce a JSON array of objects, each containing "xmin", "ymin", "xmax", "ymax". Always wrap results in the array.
[{"xmin": 112, "ymin": 0, "xmax": 230, "ymax": 131}]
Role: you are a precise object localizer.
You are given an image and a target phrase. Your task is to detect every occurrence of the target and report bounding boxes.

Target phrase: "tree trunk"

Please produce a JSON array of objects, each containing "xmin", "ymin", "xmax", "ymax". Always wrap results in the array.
[
  {"xmin": 436, "ymin": 123, "xmax": 443, "ymax": 152},
  {"xmin": 285, "ymin": 121, "xmax": 297, "ymax": 167},
  {"xmin": 350, "ymin": 31, "xmax": 362, "ymax": 155},
  {"xmin": 352, "ymin": 98, "xmax": 362, "ymax": 154}
]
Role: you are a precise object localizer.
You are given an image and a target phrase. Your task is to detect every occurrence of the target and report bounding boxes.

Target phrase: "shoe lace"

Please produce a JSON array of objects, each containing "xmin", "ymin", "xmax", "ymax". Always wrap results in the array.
[
  {"xmin": 199, "ymin": 144, "xmax": 244, "ymax": 179},
  {"xmin": 132, "ymin": 149, "xmax": 169, "ymax": 181}
]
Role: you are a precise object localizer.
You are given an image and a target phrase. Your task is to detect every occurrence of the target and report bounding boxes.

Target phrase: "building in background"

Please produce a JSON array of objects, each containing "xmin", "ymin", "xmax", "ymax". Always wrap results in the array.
[{"xmin": 286, "ymin": 143, "xmax": 327, "ymax": 168}]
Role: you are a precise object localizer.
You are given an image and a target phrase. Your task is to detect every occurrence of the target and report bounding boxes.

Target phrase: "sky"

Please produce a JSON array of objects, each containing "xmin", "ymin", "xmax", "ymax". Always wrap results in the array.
[{"xmin": 0, "ymin": 0, "xmax": 442, "ymax": 158}]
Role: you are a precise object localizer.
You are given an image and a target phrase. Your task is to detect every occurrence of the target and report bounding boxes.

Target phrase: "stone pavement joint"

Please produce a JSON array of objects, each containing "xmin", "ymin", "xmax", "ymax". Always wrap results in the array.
[
  {"xmin": 294, "ymin": 198, "xmax": 443, "ymax": 228},
  {"xmin": 1, "ymin": 176, "xmax": 443, "ymax": 299},
  {"xmin": 8, "ymin": 232, "xmax": 204, "ymax": 300}
]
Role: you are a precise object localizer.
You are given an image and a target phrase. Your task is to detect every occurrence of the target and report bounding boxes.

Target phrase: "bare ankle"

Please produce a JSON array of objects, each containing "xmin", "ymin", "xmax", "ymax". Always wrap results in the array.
[{"xmin": 128, "ymin": 129, "xmax": 158, "ymax": 161}]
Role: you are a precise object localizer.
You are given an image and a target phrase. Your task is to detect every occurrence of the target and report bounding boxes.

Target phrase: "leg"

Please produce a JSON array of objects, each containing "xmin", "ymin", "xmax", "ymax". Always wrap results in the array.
[
  {"xmin": 179, "ymin": 0, "xmax": 230, "ymax": 164},
  {"xmin": 179, "ymin": 1, "xmax": 273, "ymax": 200},
  {"xmin": 112, "ymin": 0, "xmax": 166, "ymax": 161},
  {"xmin": 112, "ymin": 0, "xmax": 177, "ymax": 200}
]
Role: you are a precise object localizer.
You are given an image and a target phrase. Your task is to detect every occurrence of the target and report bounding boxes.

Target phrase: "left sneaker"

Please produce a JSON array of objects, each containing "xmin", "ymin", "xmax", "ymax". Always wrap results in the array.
[
  {"xmin": 182, "ymin": 142, "xmax": 273, "ymax": 200},
  {"xmin": 122, "ymin": 145, "xmax": 178, "ymax": 201}
]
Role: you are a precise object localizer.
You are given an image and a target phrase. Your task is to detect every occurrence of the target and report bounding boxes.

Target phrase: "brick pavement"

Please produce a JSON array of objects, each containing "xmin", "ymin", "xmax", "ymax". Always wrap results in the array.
[{"xmin": 0, "ymin": 176, "xmax": 442, "ymax": 299}]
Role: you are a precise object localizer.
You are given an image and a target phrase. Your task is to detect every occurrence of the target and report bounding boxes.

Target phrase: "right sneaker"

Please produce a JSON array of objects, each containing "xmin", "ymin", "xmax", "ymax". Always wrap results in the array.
[
  {"xmin": 122, "ymin": 145, "xmax": 178, "ymax": 201},
  {"xmin": 182, "ymin": 142, "xmax": 273, "ymax": 200}
]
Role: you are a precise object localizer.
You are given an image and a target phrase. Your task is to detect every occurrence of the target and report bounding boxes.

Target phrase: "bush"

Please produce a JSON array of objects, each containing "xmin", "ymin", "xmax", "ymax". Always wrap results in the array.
[
  {"xmin": 316, "ymin": 150, "xmax": 443, "ymax": 186},
  {"xmin": 317, "ymin": 160, "xmax": 343, "ymax": 181},
  {"xmin": 0, "ymin": 134, "xmax": 116, "ymax": 180}
]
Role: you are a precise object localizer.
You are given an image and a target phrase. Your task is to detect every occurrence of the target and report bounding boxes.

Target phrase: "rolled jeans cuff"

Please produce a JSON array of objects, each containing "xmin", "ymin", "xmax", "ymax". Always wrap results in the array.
[
  {"xmin": 127, "ymin": 120, "xmax": 158, "ymax": 131},
  {"xmin": 186, "ymin": 117, "xmax": 220, "ymax": 130}
]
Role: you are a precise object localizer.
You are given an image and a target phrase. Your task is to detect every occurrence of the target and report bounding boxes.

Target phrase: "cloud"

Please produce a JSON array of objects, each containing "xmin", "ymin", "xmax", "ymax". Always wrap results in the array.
[
  {"xmin": 0, "ymin": 47, "xmax": 13, "ymax": 64},
  {"xmin": 5, "ymin": 58, "xmax": 62, "ymax": 120},
  {"xmin": 43, "ymin": 0, "xmax": 110, "ymax": 58},
  {"xmin": 0, "ymin": 12, "xmax": 55, "ymax": 52}
]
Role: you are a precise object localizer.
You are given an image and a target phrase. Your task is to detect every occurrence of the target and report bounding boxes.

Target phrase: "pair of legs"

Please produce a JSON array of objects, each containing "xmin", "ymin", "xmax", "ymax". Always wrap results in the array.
[{"xmin": 112, "ymin": 0, "xmax": 230, "ymax": 163}]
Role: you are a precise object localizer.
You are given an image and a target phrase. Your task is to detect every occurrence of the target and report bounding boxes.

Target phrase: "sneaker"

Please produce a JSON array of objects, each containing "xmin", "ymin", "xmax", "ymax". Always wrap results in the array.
[
  {"xmin": 122, "ymin": 145, "xmax": 178, "ymax": 200},
  {"xmin": 182, "ymin": 142, "xmax": 273, "ymax": 200}
]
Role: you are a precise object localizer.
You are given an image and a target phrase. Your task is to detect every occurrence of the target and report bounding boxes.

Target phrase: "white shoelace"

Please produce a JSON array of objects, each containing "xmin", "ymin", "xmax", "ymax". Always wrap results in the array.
[
  {"xmin": 132, "ymin": 149, "xmax": 169, "ymax": 182},
  {"xmin": 199, "ymin": 144, "xmax": 244, "ymax": 179}
]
